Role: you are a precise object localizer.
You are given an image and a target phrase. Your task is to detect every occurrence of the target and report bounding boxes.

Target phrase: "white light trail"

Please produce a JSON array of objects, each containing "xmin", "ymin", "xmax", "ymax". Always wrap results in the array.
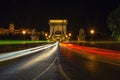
[
  {"xmin": 20, "ymin": 42, "xmax": 58, "ymax": 69},
  {"xmin": 0, "ymin": 42, "xmax": 58, "ymax": 62}
]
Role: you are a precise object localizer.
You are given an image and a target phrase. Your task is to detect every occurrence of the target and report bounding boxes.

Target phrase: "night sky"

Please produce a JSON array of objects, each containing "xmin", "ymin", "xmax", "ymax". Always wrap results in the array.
[{"xmin": 0, "ymin": 0, "xmax": 120, "ymax": 34}]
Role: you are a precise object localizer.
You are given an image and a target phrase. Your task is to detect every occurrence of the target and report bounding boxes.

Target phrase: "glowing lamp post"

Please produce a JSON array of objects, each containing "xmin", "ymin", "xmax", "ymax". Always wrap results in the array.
[
  {"xmin": 45, "ymin": 33, "xmax": 48, "ymax": 37},
  {"xmin": 22, "ymin": 30, "xmax": 26, "ymax": 35},
  {"xmin": 45, "ymin": 33, "xmax": 48, "ymax": 40},
  {"xmin": 90, "ymin": 29, "xmax": 95, "ymax": 41},
  {"xmin": 90, "ymin": 29, "xmax": 94, "ymax": 34},
  {"xmin": 68, "ymin": 33, "xmax": 72, "ymax": 36},
  {"xmin": 68, "ymin": 33, "xmax": 72, "ymax": 40},
  {"xmin": 66, "ymin": 35, "xmax": 68, "ymax": 38},
  {"xmin": 22, "ymin": 30, "xmax": 26, "ymax": 40}
]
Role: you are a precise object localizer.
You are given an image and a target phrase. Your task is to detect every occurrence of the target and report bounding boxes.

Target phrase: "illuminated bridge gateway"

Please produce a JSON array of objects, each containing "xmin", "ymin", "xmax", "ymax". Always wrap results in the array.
[{"xmin": 47, "ymin": 19, "xmax": 70, "ymax": 41}]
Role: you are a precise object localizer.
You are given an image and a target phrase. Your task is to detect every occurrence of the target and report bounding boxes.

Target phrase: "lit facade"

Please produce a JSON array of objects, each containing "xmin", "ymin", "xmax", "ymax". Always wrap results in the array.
[
  {"xmin": 47, "ymin": 19, "xmax": 70, "ymax": 41},
  {"xmin": 0, "ymin": 23, "xmax": 33, "ymax": 35},
  {"xmin": 0, "ymin": 28, "xmax": 9, "ymax": 35},
  {"xmin": 9, "ymin": 23, "xmax": 15, "ymax": 33}
]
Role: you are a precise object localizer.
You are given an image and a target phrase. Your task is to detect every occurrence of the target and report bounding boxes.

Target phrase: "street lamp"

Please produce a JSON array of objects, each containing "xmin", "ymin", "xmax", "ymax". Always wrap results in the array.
[
  {"xmin": 45, "ymin": 33, "xmax": 48, "ymax": 37},
  {"xmin": 68, "ymin": 33, "xmax": 72, "ymax": 36},
  {"xmin": 22, "ymin": 30, "xmax": 26, "ymax": 40},
  {"xmin": 22, "ymin": 30, "xmax": 26, "ymax": 35},
  {"xmin": 66, "ymin": 35, "xmax": 68, "ymax": 38},
  {"xmin": 90, "ymin": 29, "xmax": 95, "ymax": 41},
  {"xmin": 90, "ymin": 29, "xmax": 94, "ymax": 34}
]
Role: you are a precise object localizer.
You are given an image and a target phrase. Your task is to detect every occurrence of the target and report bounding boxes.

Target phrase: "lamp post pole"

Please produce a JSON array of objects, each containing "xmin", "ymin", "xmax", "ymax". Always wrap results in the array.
[
  {"xmin": 22, "ymin": 30, "xmax": 26, "ymax": 40},
  {"xmin": 90, "ymin": 29, "xmax": 94, "ymax": 41}
]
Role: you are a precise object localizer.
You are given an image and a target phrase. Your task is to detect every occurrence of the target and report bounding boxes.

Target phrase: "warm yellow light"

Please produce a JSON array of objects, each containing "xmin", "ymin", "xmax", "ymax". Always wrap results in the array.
[
  {"xmin": 49, "ymin": 20, "xmax": 67, "ymax": 23},
  {"xmin": 68, "ymin": 33, "xmax": 72, "ymax": 36},
  {"xmin": 22, "ymin": 30, "xmax": 26, "ymax": 34},
  {"xmin": 90, "ymin": 29, "xmax": 94, "ymax": 34},
  {"xmin": 45, "ymin": 33, "xmax": 48, "ymax": 36},
  {"xmin": 48, "ymin": 36, "xmax": 51, "ymax": 38}
]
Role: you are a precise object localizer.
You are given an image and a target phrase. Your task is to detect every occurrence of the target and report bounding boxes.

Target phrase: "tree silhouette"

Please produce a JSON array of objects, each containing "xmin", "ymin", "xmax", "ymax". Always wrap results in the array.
[{"xmin": 107, "ymin": 5, "xmax": 120, "ymax": 40}]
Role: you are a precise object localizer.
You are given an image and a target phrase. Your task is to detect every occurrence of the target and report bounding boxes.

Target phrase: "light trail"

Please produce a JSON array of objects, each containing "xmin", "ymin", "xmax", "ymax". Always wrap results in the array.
[
  {"xmin": 61, "ymin": 43, "xmax": 120, "ymax": 60},
  {"xmin": 67, "ymin": 41, "xmax": 120, "ymax": 43},
  {"xmin": 0, "ymin": 42, "xmax": 58, "ymax": 62},
  {"xmin": 32, "ymin": 56, "xmax": 57, "ymax": 80},
  {"xmin": 20, "ymin": 42, "xmax": 58, "ymax": 69}
]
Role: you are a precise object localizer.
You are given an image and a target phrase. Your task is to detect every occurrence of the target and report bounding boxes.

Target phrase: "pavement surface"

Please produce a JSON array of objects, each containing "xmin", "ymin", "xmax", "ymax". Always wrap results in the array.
[
  {"xmin": 0, "ymin": 43, "xmax": 120, "ymax": 80},
  {"xmin": 59, "ymin": 44, "xmax": 120, "ymax": 80},
  {"xmin": 0, "ymin": 44, "xmax": 64, "ymax": 80}
]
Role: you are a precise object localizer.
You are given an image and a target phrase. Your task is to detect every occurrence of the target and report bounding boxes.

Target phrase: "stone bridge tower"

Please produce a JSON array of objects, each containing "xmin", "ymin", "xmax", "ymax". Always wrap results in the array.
[{"xmin": 48, "ymin": 19, "xmax": 68, "ymax": 41}]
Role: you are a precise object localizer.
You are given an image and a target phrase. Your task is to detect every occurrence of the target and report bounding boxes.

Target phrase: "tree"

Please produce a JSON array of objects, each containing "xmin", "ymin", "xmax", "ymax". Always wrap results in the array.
[{"xmin": 107, "ymin": 5, "xmax": 120, "ymax": 41}]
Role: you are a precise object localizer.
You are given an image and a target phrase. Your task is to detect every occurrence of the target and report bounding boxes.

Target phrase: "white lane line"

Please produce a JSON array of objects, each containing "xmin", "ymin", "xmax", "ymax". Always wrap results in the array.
[
  {"xmin": 32, "ymin": 56, "xmax": 57, "ymax": 80},
  {"xmin": 57, "ymin": 44, "xmax": 71, "ymax": 80},
  {"xmin": 57, "ymin": 57, "xmax": 71, "ymax": 80}
]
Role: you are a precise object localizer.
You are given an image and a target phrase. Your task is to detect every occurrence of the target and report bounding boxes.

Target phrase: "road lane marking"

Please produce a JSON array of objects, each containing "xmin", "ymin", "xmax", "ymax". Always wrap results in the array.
[
  {"xmin": 57, "ymin": 44, "xmax": 71, "ymax": 80},
  {"xmin": 32, "ymin": 56, "xmax": 57, "ymax": 80},
  {"xmin": 57, "ymin": 57, "xmax": 71, "ymax": 80}
]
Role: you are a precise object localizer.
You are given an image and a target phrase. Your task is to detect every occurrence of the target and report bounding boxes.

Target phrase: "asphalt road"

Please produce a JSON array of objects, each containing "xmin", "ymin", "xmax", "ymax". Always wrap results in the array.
[
  {"xmin": 59, "ymin": 44, "xmax": 120, "ymax": 80},
  {"xmin": 0, "ymin": 43, "xmax": 63, "ymax": 80},
  {"xmin": 1, "ymin": 42, "xmax": 120, "ymax": 80}
]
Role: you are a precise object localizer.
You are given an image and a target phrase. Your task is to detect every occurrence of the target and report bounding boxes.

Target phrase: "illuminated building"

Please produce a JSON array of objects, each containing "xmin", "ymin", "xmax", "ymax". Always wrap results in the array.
[
  {"xmin": 47, "ymin": 19, "xmax": 70, "ymax": 41},
  {"xmin": 0, "ymin": 23, "xmax": 34, "ymax": 35},
  {"xmin": 9, "ymin": 23, "xmax": 15, "ymax": 33},
  {"xmin": 0, "ymin": 28, "xmax": 9, "ymax": 35}
]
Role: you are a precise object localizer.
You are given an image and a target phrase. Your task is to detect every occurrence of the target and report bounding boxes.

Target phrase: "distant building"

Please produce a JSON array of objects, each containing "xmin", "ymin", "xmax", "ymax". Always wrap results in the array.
[
  {"xmin": 9, "ymin": 23, "xmax": 15, "ymax": 33},
  {"xmin": 0, "ymin": 23, "xmax": 34, "ymax": 35},
  {"xmin": 0, "ymin": 28, "xmax": 9, "ymax": 35}
]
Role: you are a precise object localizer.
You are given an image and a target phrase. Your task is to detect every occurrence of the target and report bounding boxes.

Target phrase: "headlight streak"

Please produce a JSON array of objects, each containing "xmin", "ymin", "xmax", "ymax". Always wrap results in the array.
[
  {"xmin": 0, "ymin": 44, "xmax": 51, "ymax": 59},
  {"xmin": 21, "ymin": 43, "xmax": 58, "ymax": 72},
  {"xmin": 0, "ymin": 42, "xmax": 58, "ymax": 62}
]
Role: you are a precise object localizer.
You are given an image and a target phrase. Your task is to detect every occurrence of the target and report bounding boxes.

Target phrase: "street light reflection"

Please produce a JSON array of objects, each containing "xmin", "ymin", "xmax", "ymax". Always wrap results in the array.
[
  {"xmin": 61, "ymin": 47, "xmax": 73, "ymax": 59},
  {"xmin": 85, "ymin": 61, "xmax": 99, "ymax": 74},
  {"xmin": 87, "ymin": 55, "xmax": 96, "ymax": 60}
]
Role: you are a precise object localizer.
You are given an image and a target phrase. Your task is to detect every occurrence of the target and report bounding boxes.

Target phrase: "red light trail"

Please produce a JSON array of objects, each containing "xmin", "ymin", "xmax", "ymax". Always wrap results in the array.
[{"xmin": 60, "ymin": 43, "xmax": 120, "ymax": 60}]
